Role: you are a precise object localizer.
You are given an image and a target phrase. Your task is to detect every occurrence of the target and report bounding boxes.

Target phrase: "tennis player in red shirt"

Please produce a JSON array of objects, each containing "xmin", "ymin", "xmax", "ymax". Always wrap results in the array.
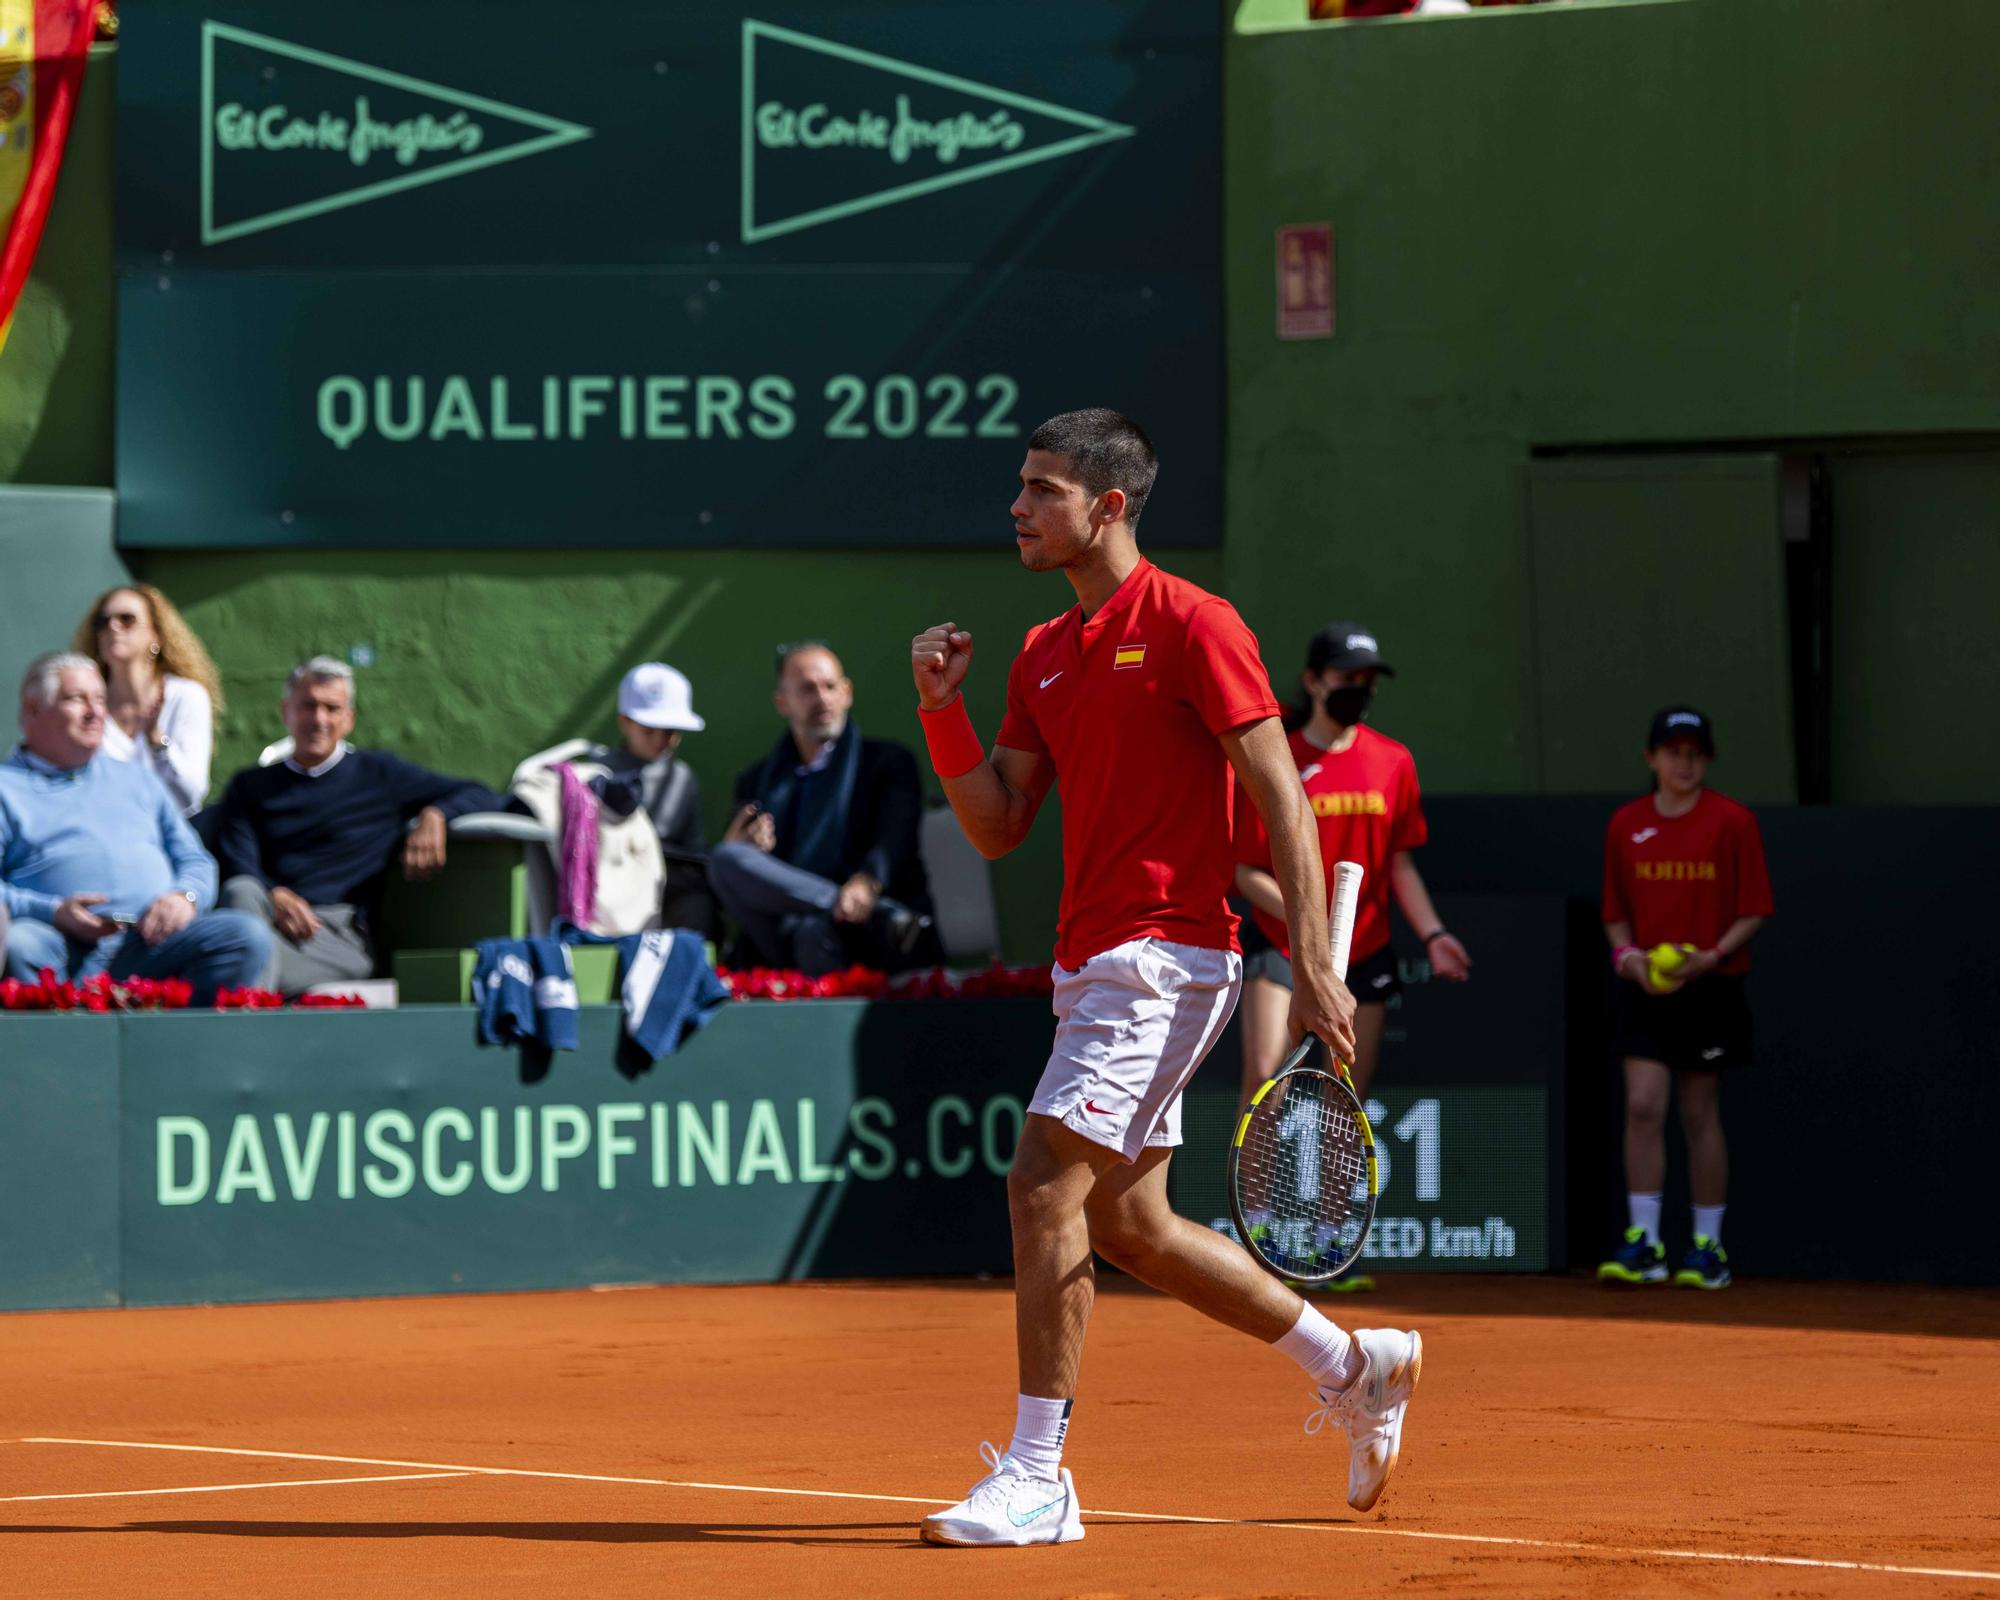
[
  {"xmin": 1599, "ymin": 707, "xmax": 1773, "ymax": 1291},
  {"xmin": 1233, "ymin": 623, "xmax": 1471, "ymax": 1110},
  {"xmin": 909, "ymin": 410, "xmax": 1422, "ymax": 1547}
]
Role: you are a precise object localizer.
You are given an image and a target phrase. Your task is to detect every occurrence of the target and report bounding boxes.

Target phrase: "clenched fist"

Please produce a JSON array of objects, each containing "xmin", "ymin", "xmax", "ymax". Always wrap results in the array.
[{"xmin": 912, "ymin": 622, "xmax": 974, "ymax": 711}]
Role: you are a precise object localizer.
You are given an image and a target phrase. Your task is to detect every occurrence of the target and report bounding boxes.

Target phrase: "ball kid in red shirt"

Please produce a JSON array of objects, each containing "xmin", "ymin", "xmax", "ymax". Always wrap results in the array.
[
  {"xmin": 1598, "ymin": 706, "xmax": 1773, "ymax": 1293},
  {"xmin": 1234, "ymin": 623, "xmax": 1471, "ymax": 1117}
]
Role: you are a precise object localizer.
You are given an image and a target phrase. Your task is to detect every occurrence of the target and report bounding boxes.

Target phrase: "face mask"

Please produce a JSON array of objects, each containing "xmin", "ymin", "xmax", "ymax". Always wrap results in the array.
[{"xmin": 1322, "ymin": 685, "xmax": 1374, "ymax": 727}]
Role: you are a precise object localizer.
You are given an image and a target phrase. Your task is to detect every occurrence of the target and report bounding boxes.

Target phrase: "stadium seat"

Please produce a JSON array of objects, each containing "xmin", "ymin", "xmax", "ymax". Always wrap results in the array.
[{"xmin": 920, "ymin": 804, "xmax": 1000, "ymax": 965}]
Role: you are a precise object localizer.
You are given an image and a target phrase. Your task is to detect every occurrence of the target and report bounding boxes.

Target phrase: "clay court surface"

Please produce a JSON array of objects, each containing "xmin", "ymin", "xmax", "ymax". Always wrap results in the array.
[{"xmin": 4, "ymin": 1277, "xmax": 1996, "ymax": 1598}]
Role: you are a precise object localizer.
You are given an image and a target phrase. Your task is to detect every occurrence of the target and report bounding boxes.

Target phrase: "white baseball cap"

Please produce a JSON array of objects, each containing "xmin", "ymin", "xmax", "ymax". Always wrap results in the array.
[{"xmin": 618, "ymin": 663, "xmax": 705, "ymax": 732}]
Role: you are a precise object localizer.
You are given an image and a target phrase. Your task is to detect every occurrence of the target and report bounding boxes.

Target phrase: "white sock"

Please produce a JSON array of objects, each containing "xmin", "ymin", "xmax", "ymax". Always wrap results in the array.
[
  {"xmin": 1274, "ymin": 1301, "xmax": 1360, "ymax": 1392},
  {"xmin": 1005, "ymin": 1394, "xmax": 1072, "ymax": 1481},
  {"xmin": 1692, "ymin": 1204, "xmax": 1725, "ymax": 1245},
  {"xmin": 1628, "ymin": 1192, "xmax": 1664, "ymax": 1245}
]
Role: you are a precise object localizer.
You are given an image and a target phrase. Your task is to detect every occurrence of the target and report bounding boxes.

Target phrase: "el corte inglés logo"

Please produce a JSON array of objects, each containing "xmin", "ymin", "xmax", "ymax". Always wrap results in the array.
[
  {"xmin": 740, "ymin": 19, "xmax": 1134, "ymax": 244},
  {"xmin": 200, "ymin": 20, "xmax": 592, "ymax": 246}
]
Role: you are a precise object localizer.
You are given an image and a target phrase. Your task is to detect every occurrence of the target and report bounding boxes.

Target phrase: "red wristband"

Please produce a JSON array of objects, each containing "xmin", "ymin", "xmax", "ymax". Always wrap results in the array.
[
  {"xmin": 919, "ymin": 696, "xmax": 985, "ymax": 779},
  {"xmin": 1612, "ymin": 944, "xmax": 1643, "ymax": 973}
]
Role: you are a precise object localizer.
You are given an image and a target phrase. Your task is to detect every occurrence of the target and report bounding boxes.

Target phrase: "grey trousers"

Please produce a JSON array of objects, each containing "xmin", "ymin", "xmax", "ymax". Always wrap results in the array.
[
  {"xmin": 706, "ymin": 841, "xmax": 847, "ymax": 974},
  {"xmin": 220, "ymin": 875, "xmax": 375, "ymax": 995}
]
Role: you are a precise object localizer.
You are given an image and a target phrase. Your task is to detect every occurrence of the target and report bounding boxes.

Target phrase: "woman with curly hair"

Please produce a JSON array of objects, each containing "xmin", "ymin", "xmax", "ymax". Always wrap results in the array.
[{"xmin": 70, "ymin": 583, "xmax": 224, "ymax": 814}]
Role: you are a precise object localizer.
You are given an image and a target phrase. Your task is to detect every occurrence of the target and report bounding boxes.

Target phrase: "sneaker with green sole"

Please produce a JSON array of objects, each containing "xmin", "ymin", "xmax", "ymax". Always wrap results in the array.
[
  {"xmin": 1597, "ymin": 1226, "xmax": 1667, "ymax": 1285},
  {"xmin": 1673, "ymin": 1234, "xmax": 1731, "ymax": 1289}
]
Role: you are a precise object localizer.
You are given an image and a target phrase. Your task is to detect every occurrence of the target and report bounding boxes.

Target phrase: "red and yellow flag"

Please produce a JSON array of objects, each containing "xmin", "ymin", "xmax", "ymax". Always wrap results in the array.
[{"xmin": 0, "ymin": 0, "xmax": 98, "ymax": 357}]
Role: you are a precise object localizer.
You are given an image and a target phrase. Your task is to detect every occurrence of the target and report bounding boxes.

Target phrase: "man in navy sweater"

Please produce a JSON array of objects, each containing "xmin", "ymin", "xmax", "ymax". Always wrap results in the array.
[
  {"xmin": 2, "ymin": 652, "xmax": 270, "ymax": 1003},
  {"xmin": 213, "ymin": 657, "xmax": 502, "ymax": 994}
]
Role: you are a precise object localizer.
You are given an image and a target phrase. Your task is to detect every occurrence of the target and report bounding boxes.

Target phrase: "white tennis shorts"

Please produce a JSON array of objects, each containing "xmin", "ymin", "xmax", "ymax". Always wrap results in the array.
[{"xmin": 1028, "ymin": 936, "xmax": 1243, "ymax": 1162}]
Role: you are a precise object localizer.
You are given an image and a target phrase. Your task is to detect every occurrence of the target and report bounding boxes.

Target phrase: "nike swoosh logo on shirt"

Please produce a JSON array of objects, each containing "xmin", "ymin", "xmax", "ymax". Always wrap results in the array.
[
  {"xmin": 1040, "ymin": 672, "xmax": 1064, "ymax": 689},
  {"xmin": 1631, "ymin": 827, "xmax": 1659, "ymax": 844},
  {"xmin": 1008, "ymin": 1495, "xmax": 1067, "ymax": 1527},
  {"xmin": 1300, "ymin": 763, "xmax": 1322, "ymax": 782},
  {"xmin": 1085, "ymin": 1099, "xmax": 1113, "ymax": 1115}
]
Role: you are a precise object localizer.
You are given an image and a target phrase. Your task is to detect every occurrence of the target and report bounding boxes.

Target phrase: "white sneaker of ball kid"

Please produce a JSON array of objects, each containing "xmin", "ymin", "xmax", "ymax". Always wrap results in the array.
[
  {"xmin": 1304, "ymin": 1327, "xmax": 1423, "ymax": 1512},
  {"xmin": 919, "ymin": 1441, "xmax": 1085, "ymax": 1547}
]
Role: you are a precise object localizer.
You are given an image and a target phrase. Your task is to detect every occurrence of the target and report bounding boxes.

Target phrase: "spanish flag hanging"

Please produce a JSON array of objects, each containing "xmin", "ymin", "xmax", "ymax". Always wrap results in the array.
[{"xmin": 0, "ymin": 0, "xmax": 98, "ymax": 358}]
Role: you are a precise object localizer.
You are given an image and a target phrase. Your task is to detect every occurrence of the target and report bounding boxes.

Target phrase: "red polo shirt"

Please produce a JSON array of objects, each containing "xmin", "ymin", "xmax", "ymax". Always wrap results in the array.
[
  {"xmin": 997, "ymin": 559, "xmax": 1282, "ymax": 969},
  {"xmin": 1233, "ymin": 724, "xmax": 1427, "ymax": 964},
  {"xmin": 1601, "ymin": 788, "xmax": 1774, "ymax": 975}
]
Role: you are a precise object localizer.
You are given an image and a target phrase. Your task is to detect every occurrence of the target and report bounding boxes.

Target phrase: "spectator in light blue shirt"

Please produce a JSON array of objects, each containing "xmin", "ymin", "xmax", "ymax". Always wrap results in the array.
[{"xmin": 0, "ymin": 652, "xmax": 271, "ymax": 1004}]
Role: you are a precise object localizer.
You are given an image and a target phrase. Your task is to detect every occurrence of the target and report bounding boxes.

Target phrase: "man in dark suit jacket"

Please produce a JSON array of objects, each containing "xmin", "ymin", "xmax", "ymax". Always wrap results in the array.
[{"xmin": 711, "ymin": 642, "xmax": 939, "ymax": 974}]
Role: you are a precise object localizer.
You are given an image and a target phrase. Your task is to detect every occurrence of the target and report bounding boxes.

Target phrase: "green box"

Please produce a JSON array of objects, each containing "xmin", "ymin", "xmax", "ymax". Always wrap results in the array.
[{"xmin": 394, "ymin": 943, "xmax": 621, "ymax": 1005}]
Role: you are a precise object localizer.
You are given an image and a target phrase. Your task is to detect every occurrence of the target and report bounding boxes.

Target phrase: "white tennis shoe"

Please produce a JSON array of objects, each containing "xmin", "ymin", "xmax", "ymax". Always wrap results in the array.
[
  {"xmin": 1305, "ymin": 1326, "xmax": 1423, "ymax": 1512},
  {"xmin": 920, "ymin": 1441, "xmax": 1085, "ymax": 1547}
]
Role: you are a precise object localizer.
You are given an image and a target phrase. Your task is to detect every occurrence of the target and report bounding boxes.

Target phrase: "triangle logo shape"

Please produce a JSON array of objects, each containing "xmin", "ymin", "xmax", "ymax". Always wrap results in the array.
[
  {"xmin": 740, "ymin": 20, "xmax": 1135, "ymax": 245},
  {"xmin": 200, "ymin": 21, "xmax": 593, "ymax": 246}
]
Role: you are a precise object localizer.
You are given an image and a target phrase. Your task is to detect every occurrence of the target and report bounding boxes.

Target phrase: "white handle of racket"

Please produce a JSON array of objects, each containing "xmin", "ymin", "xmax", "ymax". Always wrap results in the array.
[{"xmin": 1327, "ymin": 860, "xmax": 1364, "ymax": 983}]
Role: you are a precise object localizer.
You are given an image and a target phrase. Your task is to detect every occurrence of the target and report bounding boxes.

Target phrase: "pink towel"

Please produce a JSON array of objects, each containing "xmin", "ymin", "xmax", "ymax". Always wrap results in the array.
[{"xmin": 553, "ymin": 762, "xmax": 599, "ymax": 930}]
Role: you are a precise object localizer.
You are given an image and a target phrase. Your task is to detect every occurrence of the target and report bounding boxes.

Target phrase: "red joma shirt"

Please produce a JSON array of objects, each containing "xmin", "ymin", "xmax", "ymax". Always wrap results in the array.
[
  {"xmin": 1233, "ymin": 724, "xmax": 1427, "ymax": 963},
  {"xmin": 1602, "ymin": 789, "xmax": 1775, "ymax": 975},
  {"xmin": 997, "ymin": 560, "xmax": 1282, "ymax": 970}
]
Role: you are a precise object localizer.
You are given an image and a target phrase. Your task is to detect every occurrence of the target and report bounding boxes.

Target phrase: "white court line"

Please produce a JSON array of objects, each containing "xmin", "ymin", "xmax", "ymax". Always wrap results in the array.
[
  {"xmin": 1, "ymin": 1471, "xmax": 470, "ymax": 1504},
  {"xmin": 20, "ymin": 1437, "xmax": 2000, "ymax": 1583}
]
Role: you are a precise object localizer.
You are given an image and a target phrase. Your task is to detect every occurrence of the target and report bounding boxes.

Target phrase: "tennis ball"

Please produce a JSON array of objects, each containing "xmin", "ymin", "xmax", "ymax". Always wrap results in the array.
[{"xmin": 1645, "ymin": 943, "xmax": 1696, "ymax": 992}]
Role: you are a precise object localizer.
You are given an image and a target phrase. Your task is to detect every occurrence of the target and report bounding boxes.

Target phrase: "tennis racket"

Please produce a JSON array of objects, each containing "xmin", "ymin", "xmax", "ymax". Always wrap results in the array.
[{"xmin": 1227, "ymin": 860, "xmax": 1380, "ymax": 1285}]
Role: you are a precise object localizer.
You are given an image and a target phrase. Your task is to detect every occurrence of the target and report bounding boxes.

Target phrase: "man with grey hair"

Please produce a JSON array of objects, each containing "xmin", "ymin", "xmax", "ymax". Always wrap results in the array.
[
  {"xmin": 1, "ymin": 651, "xmax": 271, "ymax": 1002},
  {"xmin": 212, "ymin": 656, "xmax": 502, "ymax": 993}
]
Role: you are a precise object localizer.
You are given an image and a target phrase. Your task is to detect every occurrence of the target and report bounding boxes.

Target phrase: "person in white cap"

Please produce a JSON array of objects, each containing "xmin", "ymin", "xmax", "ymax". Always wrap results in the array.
[{"xmin": 509, "ymin": 663, "xmax": 718, "ymax": 937}]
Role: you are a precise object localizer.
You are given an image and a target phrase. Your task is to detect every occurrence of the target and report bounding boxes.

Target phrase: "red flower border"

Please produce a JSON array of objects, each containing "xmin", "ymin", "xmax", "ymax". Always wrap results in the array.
[
  {"xmin": 715, "ymin": 960, "xmax": 1053, "ymax": 1002},
  {"xmin": 0, "ymin": 968, "xmax": 365, "ymax": 1013},
  {"xmin": 3, "ymin": 962, "xmax": 1051, "ymax": 1013}
]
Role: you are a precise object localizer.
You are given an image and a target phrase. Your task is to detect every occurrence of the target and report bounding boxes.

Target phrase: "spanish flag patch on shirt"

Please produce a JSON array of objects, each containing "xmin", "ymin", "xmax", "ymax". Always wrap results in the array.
[{"xmin": 1112, "ymin": 644, "xmax": 1147, "ymax": 670}]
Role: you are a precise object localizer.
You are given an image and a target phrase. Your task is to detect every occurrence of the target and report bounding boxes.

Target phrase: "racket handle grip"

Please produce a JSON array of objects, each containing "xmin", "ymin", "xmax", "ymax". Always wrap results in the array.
[{"xmin": 1328, "ymin": 861, "xmax": 1364, "ymax": 981}]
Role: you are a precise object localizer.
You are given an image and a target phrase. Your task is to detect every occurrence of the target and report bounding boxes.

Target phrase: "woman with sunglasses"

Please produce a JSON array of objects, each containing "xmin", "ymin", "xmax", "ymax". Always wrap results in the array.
[{"xmin": 68, "ymin": 584, "xmax": 224, "ymax": 815}]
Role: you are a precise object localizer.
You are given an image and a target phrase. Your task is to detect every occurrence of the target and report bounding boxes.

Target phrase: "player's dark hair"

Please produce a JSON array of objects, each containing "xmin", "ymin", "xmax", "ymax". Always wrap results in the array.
[{"xmin": 1026, "ymin": 408, "xmax": 1158, "ymax": 530}]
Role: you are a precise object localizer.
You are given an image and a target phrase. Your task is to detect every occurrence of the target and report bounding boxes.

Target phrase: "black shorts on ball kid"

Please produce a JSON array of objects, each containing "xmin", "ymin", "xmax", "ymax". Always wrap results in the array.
[
  {"xmin": 1239, "ymin": 922, "xmax": 1403, "ymax": 1004},
  {"xmin": 1613, "ymin": 974, "xmax": 1754, "ymax": 1072}
]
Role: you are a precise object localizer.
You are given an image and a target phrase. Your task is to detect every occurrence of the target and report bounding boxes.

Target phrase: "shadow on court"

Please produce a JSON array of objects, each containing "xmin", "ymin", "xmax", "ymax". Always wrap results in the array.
[
  {"xmin": 0, "ymin": 1519, "xmax": 926, "ymax": 1547},
  {"xmin": 1332, "ymin": 1274, "xmax": 2000, "ymax": 1341},
  {"xmin": 769, "ymin": 1266, "xmax": 2000, "ymax": 1339}
]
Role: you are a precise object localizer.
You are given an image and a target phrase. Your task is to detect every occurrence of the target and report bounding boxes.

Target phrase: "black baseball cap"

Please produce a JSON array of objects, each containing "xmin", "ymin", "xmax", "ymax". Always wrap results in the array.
[
  {"xmin": 1305, "ymin": 622, "xmax": 1396, "ymax": 677},
  {"xmin": 1647, "ymin": 706, "xmax": 1715, "ymax": 754}
]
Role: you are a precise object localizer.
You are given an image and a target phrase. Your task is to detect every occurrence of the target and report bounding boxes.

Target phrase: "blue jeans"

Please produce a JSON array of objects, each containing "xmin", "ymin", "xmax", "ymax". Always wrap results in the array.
[{"xmin": 4, "ymin": 911, "xmax": 275, "ymax": 1006}]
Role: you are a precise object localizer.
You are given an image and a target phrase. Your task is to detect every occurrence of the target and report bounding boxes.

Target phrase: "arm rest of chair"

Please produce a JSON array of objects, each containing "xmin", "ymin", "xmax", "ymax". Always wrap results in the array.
[{"xmin": 442, "ymin": 811, "xmax": 554, "ymax": 845}]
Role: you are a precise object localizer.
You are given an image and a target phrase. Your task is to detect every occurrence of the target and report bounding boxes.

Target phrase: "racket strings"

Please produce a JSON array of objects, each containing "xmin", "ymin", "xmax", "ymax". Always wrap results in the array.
[{"xmin": 1236, "ymin": 1073, "xmax": 1371, "ymax": 1279}]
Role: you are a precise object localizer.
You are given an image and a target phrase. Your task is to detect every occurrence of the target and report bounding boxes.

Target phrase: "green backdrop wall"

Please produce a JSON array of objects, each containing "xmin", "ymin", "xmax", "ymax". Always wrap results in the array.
[{"xmin": 1225, "ymin": 0, "xmax": 2000, "ymax": 802}]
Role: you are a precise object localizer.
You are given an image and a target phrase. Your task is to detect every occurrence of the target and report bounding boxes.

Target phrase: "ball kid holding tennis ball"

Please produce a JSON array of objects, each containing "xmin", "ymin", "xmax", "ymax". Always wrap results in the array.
[
  {"xmin": 1599, "ymin": 706, "xmax": 1774, "ymax": 1290},
  {"xmin": 910, "ymin": 409, "xmax": 1422, "ymax": 1548}
]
